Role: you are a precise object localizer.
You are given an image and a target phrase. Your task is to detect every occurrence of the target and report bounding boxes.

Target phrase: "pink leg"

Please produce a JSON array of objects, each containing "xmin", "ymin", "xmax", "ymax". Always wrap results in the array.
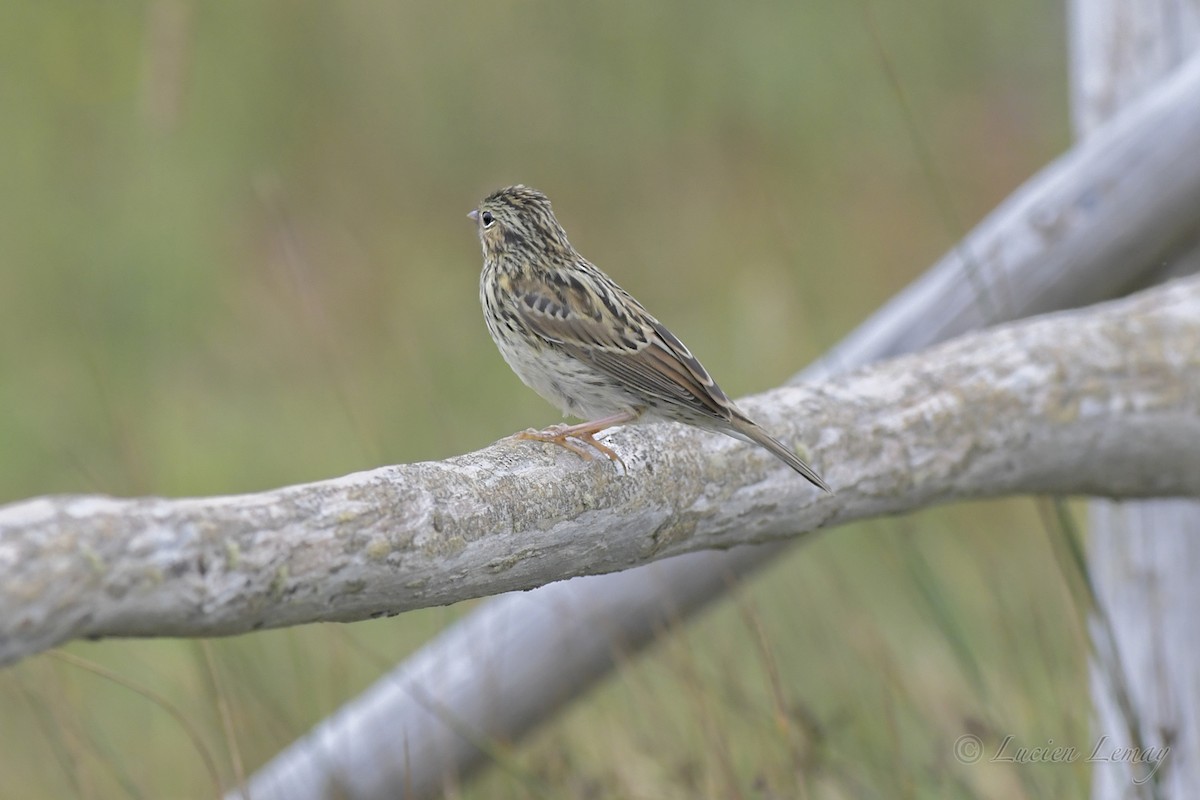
[{"xmin": 514, "ymin": 411, "xmax": 640, "ymax": 469}]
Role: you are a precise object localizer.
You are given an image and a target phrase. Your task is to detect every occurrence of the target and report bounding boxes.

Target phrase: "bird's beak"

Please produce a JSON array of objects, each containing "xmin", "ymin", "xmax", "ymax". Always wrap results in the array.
[{"xmin": 467, "ymin": 209, "xmax": 479, "ymax": 222}]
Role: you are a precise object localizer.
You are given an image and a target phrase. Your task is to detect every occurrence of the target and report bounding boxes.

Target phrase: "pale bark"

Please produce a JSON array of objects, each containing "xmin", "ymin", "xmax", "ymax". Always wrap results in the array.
[
  {"xmin": 2, "ymin": 276, "xmax": 1196, "ymax": 676},
  {"xmin": 1069, "ymin": 2, "xmax": 1200, "ymax": 799},
  {"xmin": 232, "ymin": 50, "xmax": 1200, "ymax": 800}
]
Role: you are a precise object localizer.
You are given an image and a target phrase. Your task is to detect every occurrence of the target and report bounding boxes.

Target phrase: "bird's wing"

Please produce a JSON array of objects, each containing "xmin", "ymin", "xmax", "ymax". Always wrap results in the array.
[{"xmin": 508, "ymin": 267, "xmax": 736, "ymax": 422}]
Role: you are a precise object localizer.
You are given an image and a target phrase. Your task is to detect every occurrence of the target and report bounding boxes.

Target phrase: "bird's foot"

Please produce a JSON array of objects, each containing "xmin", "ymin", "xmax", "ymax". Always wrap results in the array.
[{"xmin": 512, "ymin": 412, "xmax": 639, "ymax": 471}]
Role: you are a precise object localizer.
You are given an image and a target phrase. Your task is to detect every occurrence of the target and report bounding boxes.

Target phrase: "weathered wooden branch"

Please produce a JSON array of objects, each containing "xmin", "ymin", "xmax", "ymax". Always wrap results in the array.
[
  {"xmin": 3, "ymin": 276, "xmax": 1200, "ymax": 678},
  {"xmin": 1071, "ymin": 2, "xmax": 1200, "ymax": 799}
]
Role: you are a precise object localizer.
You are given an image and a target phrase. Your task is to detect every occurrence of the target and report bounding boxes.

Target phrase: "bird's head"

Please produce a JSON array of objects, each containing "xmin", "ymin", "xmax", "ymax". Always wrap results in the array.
[{"xmin": 468, "ymin": 185, "xmax": 574, "ymax": 263}]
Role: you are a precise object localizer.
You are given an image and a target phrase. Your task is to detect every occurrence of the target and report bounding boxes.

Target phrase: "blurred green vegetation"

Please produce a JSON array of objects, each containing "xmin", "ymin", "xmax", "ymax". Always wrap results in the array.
[{"xmin": 0, "ymin": 1, "xmax": 1083, "ymax": 798}]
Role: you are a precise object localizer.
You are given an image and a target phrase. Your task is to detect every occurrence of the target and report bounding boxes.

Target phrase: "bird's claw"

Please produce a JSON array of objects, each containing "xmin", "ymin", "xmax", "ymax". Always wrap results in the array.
[{"xmin": 513, "ymin": 426, "xmax": 628, "ymax": 472}]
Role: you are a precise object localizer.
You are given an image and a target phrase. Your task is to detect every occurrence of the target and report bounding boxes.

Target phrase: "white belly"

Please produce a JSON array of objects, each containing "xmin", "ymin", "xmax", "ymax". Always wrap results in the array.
[{"xmin": 490, "ymin": 322, "xmax": 642, "ymax": 420}]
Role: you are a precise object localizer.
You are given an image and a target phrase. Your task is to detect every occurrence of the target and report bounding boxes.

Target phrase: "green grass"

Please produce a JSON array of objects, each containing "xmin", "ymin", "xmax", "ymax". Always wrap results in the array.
[{"xmin": 0, "ymin": 2, "xmax": 1082, "ymax": 797}]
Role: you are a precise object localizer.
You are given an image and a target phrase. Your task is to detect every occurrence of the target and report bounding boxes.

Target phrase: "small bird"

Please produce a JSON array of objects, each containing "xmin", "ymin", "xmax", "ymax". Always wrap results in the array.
[{"xmin": 469, "ymin": 185, "xmax": 830, "ymax": 492}]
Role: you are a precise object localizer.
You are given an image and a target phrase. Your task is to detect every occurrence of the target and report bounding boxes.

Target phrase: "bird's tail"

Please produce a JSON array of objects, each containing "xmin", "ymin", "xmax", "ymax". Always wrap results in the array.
[{"xmin": 729, "ymin": 417, "xmax": 832, "ymax": 493}]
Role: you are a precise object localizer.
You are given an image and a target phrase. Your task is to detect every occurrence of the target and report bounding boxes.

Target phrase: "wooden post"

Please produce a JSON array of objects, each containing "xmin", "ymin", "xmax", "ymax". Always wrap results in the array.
[{"xmin": 1069, "ymin": 1, "xmax": 1200, "ymax": 798}]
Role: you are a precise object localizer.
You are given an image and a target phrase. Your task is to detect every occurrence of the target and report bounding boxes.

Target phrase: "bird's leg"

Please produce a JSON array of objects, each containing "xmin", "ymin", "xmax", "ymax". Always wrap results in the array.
[{"xmin": 514, "ymin": 410, "xmax": 640, "ymax": 469}]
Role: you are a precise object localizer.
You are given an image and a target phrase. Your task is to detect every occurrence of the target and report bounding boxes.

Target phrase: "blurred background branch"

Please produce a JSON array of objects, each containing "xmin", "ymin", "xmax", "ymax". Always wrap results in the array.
[{"xmin": 239, "ymin": 50, "xmax": 1200, "ymax": 800}]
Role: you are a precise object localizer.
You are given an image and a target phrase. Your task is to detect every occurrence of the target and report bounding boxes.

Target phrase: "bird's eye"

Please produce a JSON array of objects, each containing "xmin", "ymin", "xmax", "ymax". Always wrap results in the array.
[{"xmin": 481, "ymin": 211, "xmax": 495, "ymax": 228}]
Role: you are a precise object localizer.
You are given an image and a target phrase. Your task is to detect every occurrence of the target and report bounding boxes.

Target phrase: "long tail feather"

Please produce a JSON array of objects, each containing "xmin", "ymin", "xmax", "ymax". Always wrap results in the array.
[{"xmin": 729, "ymin": 418, "xmax": 832, "ymax": 493}]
